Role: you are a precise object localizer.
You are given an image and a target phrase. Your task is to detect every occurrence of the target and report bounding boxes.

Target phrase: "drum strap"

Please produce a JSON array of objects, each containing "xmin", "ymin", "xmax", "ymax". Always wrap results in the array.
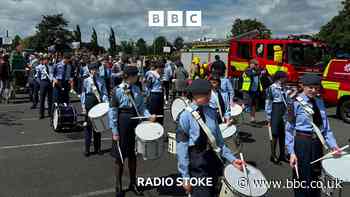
[
  {"xmin": 91, "ymin": 76, "xmax": 101, "ymax": 103},
  {"xmin": 295, "ymin": 97, "xmax": 328, "ymax": 150},
  {"xmin": 185, "ymin": 107, "xmax": 223, "ymax": 163},
  {"xmin": 124, "ymin": 85, "xmax": 141, "ymax": 117},
  {"xmin": 212, "ymin": 90, "xmax": 225, "ymax": 123}
]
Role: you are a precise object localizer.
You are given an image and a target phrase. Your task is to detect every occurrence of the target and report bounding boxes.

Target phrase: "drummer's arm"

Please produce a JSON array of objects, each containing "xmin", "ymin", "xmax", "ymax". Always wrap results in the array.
[
  {"xmin": 109, "ymin": 91, "xmax": 120, "ymax": 135},
  {"xmin": 223, "ymin": 93, "xmax": 231, "ymax": 121},
  {"xmin": 81, "ymin": 79, "xmax": 87, "ymax": 109},
  {"xmin": 319, "ymin": 101, "xmax": 338, "ymax": 150},
  {"xmin": 285, "ymin": 102, "xmax": 297, "ymax": 155},
  {"xmin": 265, "ymin": 88, "xmax": 272, "ymax": 122},
  {"xmin": 176, "ymin": 115, "xmax": 190, "ymax": 179},
  {"xmin": 101, "ymin": 82, "xmax": 109, "ymax": 102}
]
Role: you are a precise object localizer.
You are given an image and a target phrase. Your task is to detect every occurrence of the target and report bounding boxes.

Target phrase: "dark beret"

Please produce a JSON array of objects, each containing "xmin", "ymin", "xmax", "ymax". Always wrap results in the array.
[
  {"xmin": 187, "ymin": 79, "xmax": 212, "ymax": 94},
  {"xmin": 274, "ymin": 71, "xmax": 288, "ymax": 81},
  {"xmin": 123, "ymin": 66, "xmax": 139, "ymax": 76},
  {"xmin": 209, "ymin": 73, "xmax": 221, "ymax": 81},
  {"xmin": 88, "ymin": 63, "xmax": 99, "ymax": 70},
  {"xmin": 300, "ymin": 74, "xmax": 321, "ymax": 86}
]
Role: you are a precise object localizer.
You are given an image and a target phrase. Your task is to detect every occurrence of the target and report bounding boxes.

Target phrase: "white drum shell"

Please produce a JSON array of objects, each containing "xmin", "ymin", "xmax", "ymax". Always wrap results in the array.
[
  {"xmin": 88, "ymin": 103, "xmax": 110, "ymax": 133},
  {"xmin": 167, "ymin": 132, "xmax": 176, "ymax": 154},
  {"xmin": 136, "ymin": 122, "xmax": 164, "ymax": 160}
]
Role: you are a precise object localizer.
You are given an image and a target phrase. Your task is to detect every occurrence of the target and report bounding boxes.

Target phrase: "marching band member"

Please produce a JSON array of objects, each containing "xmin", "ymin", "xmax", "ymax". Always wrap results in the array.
[
  {"xmin": 109, "ymin": 66, "xmax": 156, "ymax": 197},
  {"xmin": 209, "ymin": 73, "xmax": 231, "ymax": 124},
  {"xmin": 220, "ymin": 75, "xmax": 234, "ymax": 103},
  {"xmin": 286, "ymin": 74, "xmax": 341, "ymax": 197},
  {"xmin": 81, "ymin": 63, "xmax": 109, "ymax": 157},
  {"xmin": 265, "ymin": 71, "xmax": 289, "ymax": 164},
  {"xmin": 36, "ymin": 55, "xmax": 53, "ymax": 119},
  {"xmin": 52, "ymin": 54, "xmax": 73, "ymax": 104},
  {"xmin": 176, "ymin": 79, "xmax": 244, "ymax": 197},
  {"xmin": 145, "ymin": 61, "xmax": 164, "ymax": 124}
]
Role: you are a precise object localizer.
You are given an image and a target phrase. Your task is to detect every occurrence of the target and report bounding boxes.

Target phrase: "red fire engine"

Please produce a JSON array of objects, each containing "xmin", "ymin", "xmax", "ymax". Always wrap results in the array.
[{"xmin": 227, "ymin": 30, "xmax": 326, "ymax": 83}]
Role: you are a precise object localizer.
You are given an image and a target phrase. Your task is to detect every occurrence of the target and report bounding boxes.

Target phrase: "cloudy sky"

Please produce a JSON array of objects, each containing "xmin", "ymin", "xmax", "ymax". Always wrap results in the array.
[{"xmin": 0, "ymin": 0, "xmax": 344, "ymax": 46}]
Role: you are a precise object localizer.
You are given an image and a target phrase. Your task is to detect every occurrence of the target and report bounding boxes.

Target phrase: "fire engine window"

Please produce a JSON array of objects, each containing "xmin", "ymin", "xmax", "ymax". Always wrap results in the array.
[
  {"xmin": 267, "ymin": 44, "xmax": 282, "ymax": 60},
  {"xmin": 237, "ymin": 43, "xmax": 251, "ymax": 59},
  {"xmin": 256, "ymin": 44, "xmax": 264, "ymax": 57}
]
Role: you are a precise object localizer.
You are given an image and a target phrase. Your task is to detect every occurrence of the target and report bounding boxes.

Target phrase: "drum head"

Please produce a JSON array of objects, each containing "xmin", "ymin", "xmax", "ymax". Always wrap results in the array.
[
  {"xmin": 52, "ymin": 108, "xmax": 59, "ymax": 130},
  {"xmin": 171, "ymin": 98, "xmax": 188, "ymax": 121},
  {"xmin": 88, "ymin": 103, "xmax": 109, "ymax": 118},
  {"xmin": 219, "ymin": 124, "xmax": 237, "ymax": 139},
  {"xmin": 230, "ymin": 104, "xmax": 243, "ymax": 117},
  {"xmin": 224, "ymin": 164, "xmax": 268, "ymax": 196},
  {"xmin": 135, "ymin": 122, "xmax": 164, "ymax": 141},
  {"xmin": 322, "ymin": 152, "xmax": 350, "ymax": 182}
]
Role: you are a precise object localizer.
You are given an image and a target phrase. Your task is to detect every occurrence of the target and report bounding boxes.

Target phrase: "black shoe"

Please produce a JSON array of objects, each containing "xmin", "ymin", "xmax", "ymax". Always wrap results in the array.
[
  {"xmin": 279, "ymin": 156, "xmax": 289, "ymax": 163},
  {"xmin": 39, "ymin": 116, "xmax": 45, "ymax": 119},
  {"xmin": 30, "ymin": 105, "xmax": 37, "ymax": 109},
  {"xmin": 270, "ymin": 156, "xmax": 281, "ymax": 165},
  {"xmin": 97, "ymin": 150, "xmax": 104, "ymax": 155},
  {"xmin": 129, "ymin": 183, "xmax": 143, "ymax": 196},
  {"xmin": 116, "ymin": 191, "xmax": 125, "ymax": 197},
  {"xmin": 84, "ymin": 151, "xmax": 90, "ymax": 157}
]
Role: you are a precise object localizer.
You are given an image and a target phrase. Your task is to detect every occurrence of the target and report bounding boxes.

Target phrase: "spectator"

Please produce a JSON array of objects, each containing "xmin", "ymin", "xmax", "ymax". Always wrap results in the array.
[
  {"xmin": 0, "ymin": 54, "xmax": 10, "ymax": 103},
  {"xmin": 173, "ymin": 60, "xmax": 189, "ymax": 97},
  {"xmin": 210, "ymin": 55, "xmax": 226, "ymax": 77}
]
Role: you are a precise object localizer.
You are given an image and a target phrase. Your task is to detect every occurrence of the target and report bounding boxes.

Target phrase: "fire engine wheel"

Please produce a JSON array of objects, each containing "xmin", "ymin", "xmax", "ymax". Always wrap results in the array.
[{"xmin": 339, "ymin": 100, "xmax": 350, "ymax": 124}]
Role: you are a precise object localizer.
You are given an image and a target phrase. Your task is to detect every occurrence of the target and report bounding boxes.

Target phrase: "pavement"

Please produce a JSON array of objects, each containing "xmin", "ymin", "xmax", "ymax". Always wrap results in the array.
[{"xmin": 0, "ymin": 94, "xmax": 349, "ymax": 197}]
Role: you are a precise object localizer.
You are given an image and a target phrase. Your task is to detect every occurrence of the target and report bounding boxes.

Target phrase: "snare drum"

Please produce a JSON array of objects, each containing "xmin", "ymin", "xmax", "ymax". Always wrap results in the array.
[
  {"xmin": 167, "ymin": 132, "xmax": 176, "ymax": 154},
  {"xmin": 230, "ymin": 103, "xmax": 243, "ymax": 117},
  {"xmin": 219, "ymin": 124, "xmax": 237, "ymax": 139},
  {"xmin": 51, "ymin": 103, "xmax": 77, "ymax": 132},
  {"xmin": 220, "ymin": 164, "xmax": 268, "ymax": 197},
  {"xmin": 136, "ymin": 121, "xmax": 164, "ymax": 160},
  {"xmin": 321, "ymin": 152, "xmax": 350, "ymax": 196},
  {"xmin": 171, "ymin": 97, "xmax": 190, "ymax": 121},
  {"xmin": 88, "ymin": 102, "xmax": 110, "ymax": 133}
]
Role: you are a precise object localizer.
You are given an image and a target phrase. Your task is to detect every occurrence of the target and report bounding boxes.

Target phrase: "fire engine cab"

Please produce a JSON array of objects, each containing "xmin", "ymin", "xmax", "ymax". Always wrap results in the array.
[
  {"xmin": 227, "ymin": 30, "xmax": 326, "ymax": 85},
  {"xmin": 322, "ymin": 59, "xmax": 350, "ymax": 123}
]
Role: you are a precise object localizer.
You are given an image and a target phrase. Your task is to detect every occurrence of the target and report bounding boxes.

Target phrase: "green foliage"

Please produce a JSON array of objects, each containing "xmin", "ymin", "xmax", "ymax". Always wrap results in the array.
[
  {"xmin": 230, "ymin": 18, "xmax": 271, "ymax": 38},
  {"xmin": 11, "ymin": 35, "xmax": 21, "ymax": 49},
  {"xmin": 318, "ymin": 0, "xmax": 350, "ymax": 53},
  {"xmin": 91, "ymin": 27, "xmax": 99, "ymax": 53},
  {"xmin": 135, "ymin": 38, "xmax": 147, "ymax": 56},
  {"xmin": 109, "ymin": 27, "xmax": 117, "ymax": 56},
  {"xmin": 173, "ymin": 36, "xmax": 184, "ymax": 51},
  {"xmin": 74, "ymin": 25, "xmax": 82, "ymax": 42},
  {"xmin": 152, "ymin": 36, "xmax": 168, "ymax": 55}
]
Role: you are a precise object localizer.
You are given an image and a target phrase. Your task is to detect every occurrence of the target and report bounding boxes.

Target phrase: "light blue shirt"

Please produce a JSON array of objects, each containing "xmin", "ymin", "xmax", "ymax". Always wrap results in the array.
[
  {"xmin": 145, "ymin": 70, "xmax": 162, "ymax": 93},
  {"xmin": 81, "ymin": 75, "xmax": 109, "ymax": 107},
  {"xmin": 99, "ymin": 64, "xmax": 112, "ymax": 79},
  {"xmin": 220, "ymin": 77, "xmax": 234, "ymax": 100},
  {"xmin": 163, "ymin": 63, "xmax": 173, "ymax": 81},
  {"xmin": 53, "ymin": 60, "xmax": 73, "ymax": 81},
  {"xmin": 209, "ymin": 90, "xmax": 231, "ymax": 119},
  {"xmin": 80, "ymin": 66, "xmax": 89, "ymax": 78},
  {"xmin": 265, "ymin": 82, "xmax": 288, "ymax": 120},
  {"xmin": 108, "ymin": 82, "xmax": 151, "ymax": 135},
  {"xmin": 176, "ymin": 103, "xmax": 237, "ymax": 178},
  {"xmin": 35, "ymin": 64, "xmax": 53, "ymax": 81},
  {"xmin": 285, "ymin": 93, "xmax": 338, "ymax": 154}
]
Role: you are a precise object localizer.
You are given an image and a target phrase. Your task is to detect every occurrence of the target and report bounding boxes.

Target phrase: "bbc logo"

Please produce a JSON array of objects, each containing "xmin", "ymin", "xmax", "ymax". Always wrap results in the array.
[{"xmin": 148, "ymin": 11, "xmax": 202, "ymax": 27}]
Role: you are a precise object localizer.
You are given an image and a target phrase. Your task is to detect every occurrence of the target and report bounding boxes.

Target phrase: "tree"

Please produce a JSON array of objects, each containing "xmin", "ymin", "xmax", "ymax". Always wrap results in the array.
[
  {"xmin": 135, "ymin": 38, "xmax": 147, "ymax": 55},
  {"xmin": 152, "ymin": 36, "xmax": 168, "ymax": 55},
  {"xmin": 318, "ymin": 0, "xmax": 350, "ymax": 54},
  {"xmin": 230, "ymin": 18, "xmax": 271, "ymax": 38},
  {"xmin": 173, "ymin": 36, "xmax": 184, "ymax": 51},
  {"xmin": 91, "ymin": 27, "xmax": 99, "ymax": 53},
  {"xmin": 34, "ymin": 14, "xmax": 73, "ymax": 51},
  {"xmin": 108, "ymin": 27, "xmax": 117, "ymax": 56},
  {"xmin": 120, "ymin": 40, "xmax": 134, "ymax": 54},
  {"xmin": 11, "ymin": 35, "xmax": 22, "ymax": 49},
  {"xmin": 74, "ymin": 25, "xmax": 82, "ymax": 43}
]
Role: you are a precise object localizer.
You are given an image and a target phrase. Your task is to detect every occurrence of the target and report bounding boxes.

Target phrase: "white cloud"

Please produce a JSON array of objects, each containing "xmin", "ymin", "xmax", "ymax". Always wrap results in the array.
[{"xmin": 0, "ymin": 0, "xmax": 344, "ymax": 47}]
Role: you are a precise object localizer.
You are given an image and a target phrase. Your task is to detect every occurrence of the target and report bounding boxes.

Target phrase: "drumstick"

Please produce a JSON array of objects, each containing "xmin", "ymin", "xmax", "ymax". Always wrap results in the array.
[
  {"xmin": 130, "ymin": 115, "xmax": 164, "ymax": 120},
  {"xmin": 294, "ymin": 163, "xmax": 299, "ymax": 179},
  {"xmin": 310, "ymin": 145, "xmax": 349, "ymax": 165},
  {"xmin": 268, "ymin": 126, "xmax": 272, "ymax": 141},
  {"xmin": 240, "ymin": 153, "xmax": 252, "ymax": 196},
  {"xmin": 117, "ymin": 141, "xmax": 124, "ymax": 164}
]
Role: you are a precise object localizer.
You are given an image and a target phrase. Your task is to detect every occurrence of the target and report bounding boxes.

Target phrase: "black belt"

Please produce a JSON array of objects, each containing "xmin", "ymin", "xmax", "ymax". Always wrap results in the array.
[
  {"xmin": 118, "ymin": 108, "xmax": 136, "ymax": 113},
  {"xmin": 150, "ymin": 92, "xmax": 162, "ymax": 95},
  {"xmin": 296, "ymin": 130, "xmax": 318, "ymax": 139}
]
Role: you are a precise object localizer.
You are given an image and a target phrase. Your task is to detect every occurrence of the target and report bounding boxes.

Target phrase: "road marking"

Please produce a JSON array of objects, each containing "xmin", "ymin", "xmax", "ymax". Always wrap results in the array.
[
  {"xmin": 0, "ymin": 138, "xmax": 111, "ymax": 150},
  {"xmin": 71, "ymin": 188, "xmax": 115, "ymax": 197}
]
